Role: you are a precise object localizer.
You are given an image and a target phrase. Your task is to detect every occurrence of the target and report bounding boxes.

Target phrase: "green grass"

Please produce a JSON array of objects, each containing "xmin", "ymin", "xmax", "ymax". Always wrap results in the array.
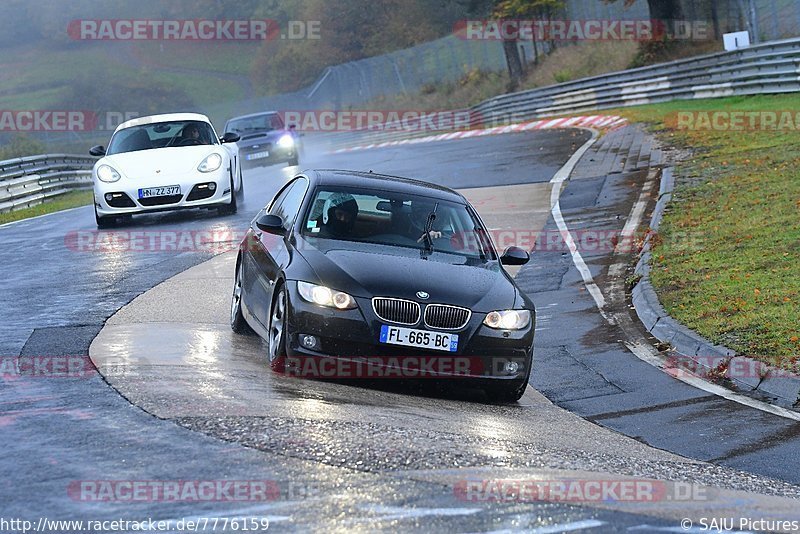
[
  {"xmin": 616, "ymin": 94, "xmax": 800, "ymax": 370},
  {"xmin": 0, "ymin": 41, "xmax": 248, "ymax": 112},
  {"xmin": 0, "ymin": 189, "xmax": 93, "ymax": 225},
  {"xmin": 135, "ymin": 41, "xmax": 260, "ymax": 75},
  {"xmin": 0, "ymin": 43, "xmax": 117, "ymax": 107}
]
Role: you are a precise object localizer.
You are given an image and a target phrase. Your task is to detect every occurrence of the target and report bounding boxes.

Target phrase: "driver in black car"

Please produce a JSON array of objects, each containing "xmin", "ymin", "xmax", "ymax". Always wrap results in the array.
[
  {"xmin": 318, "ymin": 193, "xmax": 359, "ymax": 238},
  {"xmin": 404, "ymin": 199, "xmax": 450, "ymax": 243}
]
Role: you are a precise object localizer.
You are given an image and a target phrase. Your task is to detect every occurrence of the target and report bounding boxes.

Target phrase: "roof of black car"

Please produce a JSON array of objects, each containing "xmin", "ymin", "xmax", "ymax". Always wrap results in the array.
[
  {"xmin": 310, "ymin": 170, "xmax": 466, "ymax": 203},
  {"xmin": 226, "ymin": 111, "xmax": 279, "ymax": 121}
]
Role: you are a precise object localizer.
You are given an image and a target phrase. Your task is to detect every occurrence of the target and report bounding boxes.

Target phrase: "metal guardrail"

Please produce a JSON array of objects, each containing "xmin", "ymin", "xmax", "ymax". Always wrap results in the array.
[
  {"xmin": 0, "ymin": 154, "xmax": 96, "ymax": 214},
  {"xmin": 320, "ymin": 36, "xmax": 800, "ymax": 151}
]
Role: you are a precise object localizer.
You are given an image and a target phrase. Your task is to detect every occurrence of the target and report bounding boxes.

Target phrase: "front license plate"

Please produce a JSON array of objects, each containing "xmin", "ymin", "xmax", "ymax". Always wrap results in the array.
[
  {"xmin": 379, "ymin": 325, "xmax": 458, "ymax": 352},
  {"xmin": 138, "ymin": 185, "xmax": 181, "ymax": 199},
  {"xmin": 246, "ymin": 151, "xmax": 269, "ymax": 160}
]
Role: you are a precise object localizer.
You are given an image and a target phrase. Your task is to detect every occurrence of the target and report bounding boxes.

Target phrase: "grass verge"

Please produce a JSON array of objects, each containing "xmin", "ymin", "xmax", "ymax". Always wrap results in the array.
[
  {"xmin": 616, "ymin": 94, "xmax": 800, "ymax": 370},
  {"xmin": 0, "ymin": 189, "xmax": 93, "ymax": 225}
]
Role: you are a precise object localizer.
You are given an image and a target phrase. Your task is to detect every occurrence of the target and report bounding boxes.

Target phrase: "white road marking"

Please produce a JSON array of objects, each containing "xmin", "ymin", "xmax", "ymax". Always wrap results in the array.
[
  {"xmin": 545, "ymin": 132, "xmax": 800, "ymax": 422},
  {"xmin": 344, "ymin": 504, "xmax": 482, "ymax": 524},
  {"xmin": 548, "ymin": 132, "xmax": 615, "ymax": 323},
  {"xmin": 603, "ymin": 170, "xmax": 800, "ymax": 422},
  {"xmin": 481, "ymin": 519, "xmax": 607, "ymax": 534},
  {"xmin": 623, "ymin": 340, "xmax": 800, "ymax": 422},
  {"xmin": 152, "ymin": 502, "xmax": 297, "ymax": 532},
  {"xmin": 628, "ymin": 526, "xmax": 754, "ymax": 533}
]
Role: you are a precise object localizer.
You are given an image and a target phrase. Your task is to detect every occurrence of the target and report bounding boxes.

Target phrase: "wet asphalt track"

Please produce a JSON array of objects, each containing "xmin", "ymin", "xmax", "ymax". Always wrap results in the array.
[{"xmin": 2, "ymin": 129, "xmax": 800, "ymax": 532}]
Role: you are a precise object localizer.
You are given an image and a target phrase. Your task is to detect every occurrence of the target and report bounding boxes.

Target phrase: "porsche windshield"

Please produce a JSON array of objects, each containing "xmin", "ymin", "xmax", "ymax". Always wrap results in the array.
[
  {"xmin": 302, "ymin": 187, "xmax": 496, "ymax": 260},
  {"xmin": 107, "ymin": 120, "xmax": 217, "ymax": 155}
]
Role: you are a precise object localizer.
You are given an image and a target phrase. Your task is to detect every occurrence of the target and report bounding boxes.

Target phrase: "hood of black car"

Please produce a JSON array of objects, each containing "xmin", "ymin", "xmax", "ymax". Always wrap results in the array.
[
  {"xmin": 295, "ymin": 238, "xmax": 519, "ymax": 312},
  {"xmin": 237, "ymin": 130, "xmax": 284, "ymax": 144}
]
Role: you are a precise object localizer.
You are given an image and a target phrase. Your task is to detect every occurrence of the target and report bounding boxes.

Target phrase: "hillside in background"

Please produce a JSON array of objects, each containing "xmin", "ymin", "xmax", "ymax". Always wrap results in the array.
[{"xmin": 0, "ymin": 0, "xmax": 492, "ymax": 115}]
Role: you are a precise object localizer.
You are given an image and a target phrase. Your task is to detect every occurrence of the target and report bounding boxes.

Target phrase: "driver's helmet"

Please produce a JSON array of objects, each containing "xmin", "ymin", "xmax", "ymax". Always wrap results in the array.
[{"xmin": 322, "ymin": 192, "xmax": 358, "ymax": 236}]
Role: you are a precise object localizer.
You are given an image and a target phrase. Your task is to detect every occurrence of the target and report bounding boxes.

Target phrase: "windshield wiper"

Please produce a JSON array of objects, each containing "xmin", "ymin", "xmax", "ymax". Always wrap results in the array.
[{"xmin": 421, "ymin": 202, "xmax": 438, "ymax": 257}]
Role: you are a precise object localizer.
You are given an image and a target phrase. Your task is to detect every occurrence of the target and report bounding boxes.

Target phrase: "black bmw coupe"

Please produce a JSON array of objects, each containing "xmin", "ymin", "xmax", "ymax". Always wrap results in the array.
[{"xmin": 230, "ymin": 169, "xmax": 535, "ymax": 402}]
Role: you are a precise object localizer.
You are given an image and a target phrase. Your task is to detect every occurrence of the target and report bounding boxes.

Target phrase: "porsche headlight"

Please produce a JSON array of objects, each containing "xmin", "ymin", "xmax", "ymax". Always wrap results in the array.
[
  {"xmin": 96, "ymin": 164, "xmax": 121, "ymax": 183},
  {"xmin": 297, "ymin": 281, "xmax": 356, "ymax": 310},
  {"xmin": 198, "ymin": 153, "xmax": 223, "ymax": 173},
  {"xmin": 277, "ymin": 134, "xmax": 295, "ymax": 149},
  {"xmin": 483, "ymin": 310, "xmax": 530, "ymax": 330}
]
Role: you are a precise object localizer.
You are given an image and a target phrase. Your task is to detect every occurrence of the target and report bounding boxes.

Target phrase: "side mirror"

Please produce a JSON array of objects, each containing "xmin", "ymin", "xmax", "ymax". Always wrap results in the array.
[
  {"xmin": 256, "ymin": 214, "xmax": 285, "ymax": 235},
  {"xmin": 500, "ymin": 246, "xmax": 529, "ymax": 266},
  {"xmin": 221, "ymin": 132, "xmax": 240, "ymax": 143},
  {"xmin": 89, "ymin": 145, "xmax": 106, "ymax": 157}
]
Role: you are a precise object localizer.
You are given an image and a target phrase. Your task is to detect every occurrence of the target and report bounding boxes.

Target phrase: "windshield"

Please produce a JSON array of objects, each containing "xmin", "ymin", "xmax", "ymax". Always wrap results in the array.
[
  {"xmin": 226, "ymin": 113, "xmax": 284, "ymax": 134},
  {"xmin": 107, "ymin": 120, "xmax": 217, "ymax": 155},
  {"xmin": 301, "ymin": 186, "xmax": 496, "ymax": 260}
]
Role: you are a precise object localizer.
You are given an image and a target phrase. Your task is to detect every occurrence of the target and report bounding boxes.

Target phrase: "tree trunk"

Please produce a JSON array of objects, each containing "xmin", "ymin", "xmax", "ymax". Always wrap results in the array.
[
  {"xmin": 710, "ymin": 0, "xmax": 721, "ymax": 40},
  {"xmin": 502, "ymin": 39, "xmax": 524, "ymax": 88},
  {"xmin": 647, "ymin": 0, "xmax": 684, "ymax": 36}
]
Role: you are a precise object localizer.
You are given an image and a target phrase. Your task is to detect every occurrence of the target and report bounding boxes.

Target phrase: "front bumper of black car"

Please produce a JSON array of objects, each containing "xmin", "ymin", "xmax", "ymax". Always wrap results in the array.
[
  {"xmin": 282, "ymin": 281, "xmax": 534, "ymax": 382},
  {"xmin": 240, "ymin": 144, "xmax": 296, "ymax": 165}
]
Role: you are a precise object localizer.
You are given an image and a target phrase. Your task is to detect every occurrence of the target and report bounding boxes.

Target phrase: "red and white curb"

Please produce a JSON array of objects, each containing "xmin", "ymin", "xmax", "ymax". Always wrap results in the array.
[{"xmin": 331, "ymin": 115, "xmax": 627, "ymax": 154}]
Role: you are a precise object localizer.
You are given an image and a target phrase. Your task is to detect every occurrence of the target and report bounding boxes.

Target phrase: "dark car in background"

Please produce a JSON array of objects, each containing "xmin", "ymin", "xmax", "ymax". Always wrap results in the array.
[
  {"xmin": 223, "ymin": 111, "xmax": 301, "ymax": 169},
  {"xmin": 230, "ymin": 169, "xmax": 535, "ymax": 402}
]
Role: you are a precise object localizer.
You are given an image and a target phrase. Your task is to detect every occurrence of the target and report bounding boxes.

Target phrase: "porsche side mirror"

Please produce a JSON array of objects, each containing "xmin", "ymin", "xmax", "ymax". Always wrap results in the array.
[
  {"xmin": 89, "ymin": 145, "xmax": 106, "ymax": 157},
  {"xmin": 500, "ymin": 246, "xmax": 529, "ymax": 266},
  {"xmin": 221, "ymin": 132, "xmax": 240, "ymax": 143},
  {"xmin": 256, "ymin": 214, "xmax": 285, "ymax": 235}
]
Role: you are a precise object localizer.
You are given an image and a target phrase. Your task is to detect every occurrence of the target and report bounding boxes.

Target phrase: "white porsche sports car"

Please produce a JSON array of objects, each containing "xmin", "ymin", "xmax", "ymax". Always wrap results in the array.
[{"xmin": 89, "ymin": 112, "xmax": 244, "ymax": 228}]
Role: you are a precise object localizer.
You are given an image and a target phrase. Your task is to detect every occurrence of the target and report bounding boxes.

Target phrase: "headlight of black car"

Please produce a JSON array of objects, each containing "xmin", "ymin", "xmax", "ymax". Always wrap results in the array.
[
  {"xmin": 297, "ymin": 281, "xmax": 357, "ymax": 310},
  {"xmin": 483, "ymin": 310, "xmax": 531, "ymax": 330}
]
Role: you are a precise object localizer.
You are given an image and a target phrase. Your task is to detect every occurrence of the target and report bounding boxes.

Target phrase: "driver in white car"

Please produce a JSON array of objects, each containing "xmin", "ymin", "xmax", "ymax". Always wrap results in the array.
[{"xmin": 182, "ymin": 123, "xmax": 203, "ymax": 143}]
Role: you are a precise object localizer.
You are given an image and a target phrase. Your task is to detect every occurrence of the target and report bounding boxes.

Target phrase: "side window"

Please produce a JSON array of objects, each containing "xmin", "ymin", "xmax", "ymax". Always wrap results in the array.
[
  {"xmin": 268, "ymin": 178, "xmax": 309, "ymax": 229},
  {"xmin": 267, "ymin": 184, "xmax": 293, "ymax": 215}
]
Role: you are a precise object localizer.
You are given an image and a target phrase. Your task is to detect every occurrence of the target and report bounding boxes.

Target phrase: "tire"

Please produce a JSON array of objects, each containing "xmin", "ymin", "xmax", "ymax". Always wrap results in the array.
[
  {"xmin": 95, "ymin": 205, "xmax": 114, "ymax": 229},
  {"xmin": 483, "ymin": 361, "xmax": 532, "ymax": 404},
  {"xmin": 230, "ymin": 260, "xmax": 253, "ymax": 335},
  {"xmin": 218, "ymin": 172, "xmax": 238, "ymax": 215},
  {"xmin": 236, "ymin": 167, "xmax": 245, "ymax": 200},
  {"xmin": 267, "ymin": 282, "xmax": 288, "ymax": 372},
  {"xmin": 287, "ymin": 155, "xmax": 299, "ymax": 167}
]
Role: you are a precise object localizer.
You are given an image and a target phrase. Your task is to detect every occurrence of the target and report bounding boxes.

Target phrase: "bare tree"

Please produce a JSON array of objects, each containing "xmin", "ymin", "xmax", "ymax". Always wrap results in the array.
[{"xmin": 493, "ymin": 0, "xmax": 565, "ymax": 88}]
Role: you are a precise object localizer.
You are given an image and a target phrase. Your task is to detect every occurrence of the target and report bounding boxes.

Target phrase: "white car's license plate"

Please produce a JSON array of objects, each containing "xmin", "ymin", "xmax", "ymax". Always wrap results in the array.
[
  {"xmin": 138, "ymin": 185, "xmax": 181, "ymax": 199},
  {"xmin": 246, "ymin": 151, "xmax": 269, "ymax": 160},
  {"xmin": 379, "ymin": 325, "xmax": 458, "ymax": 352}
]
